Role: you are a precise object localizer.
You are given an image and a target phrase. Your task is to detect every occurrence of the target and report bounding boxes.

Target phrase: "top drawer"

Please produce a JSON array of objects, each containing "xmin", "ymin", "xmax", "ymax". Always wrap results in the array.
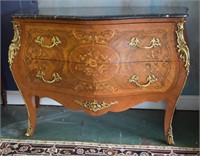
[{"xmin": 23, "ymin": 21, "xmax": 178, "ymax": 63}]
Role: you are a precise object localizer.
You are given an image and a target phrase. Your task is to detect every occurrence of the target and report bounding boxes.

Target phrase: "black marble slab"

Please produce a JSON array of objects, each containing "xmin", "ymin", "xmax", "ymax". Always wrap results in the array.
[{"xmin": 13, "ymin": 7, "xmax": 188, "ymax": 20}]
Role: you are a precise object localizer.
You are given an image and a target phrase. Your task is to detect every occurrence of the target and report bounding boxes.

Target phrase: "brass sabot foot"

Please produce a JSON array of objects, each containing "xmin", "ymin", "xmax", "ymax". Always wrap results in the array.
[
  {"xmin": 25, "ymin": 119, "xmax": 32, "ymax": 136},
  {"xmin": 168, "ymin": 125, "xmax": 175, "ymax": 145},
  {"xmin": 25, "ymin": 132, "xmax": 31, "ymax": 137}
]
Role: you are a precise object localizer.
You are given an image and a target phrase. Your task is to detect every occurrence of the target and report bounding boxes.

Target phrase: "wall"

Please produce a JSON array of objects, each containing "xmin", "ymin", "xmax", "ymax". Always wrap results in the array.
[
  {"xmin": 1, "ymin": 0, "xmax": 199, "ymax": 95},
  {"xmin": 1, "ymin": 0, "xmax": 38, "ymax": 90}
]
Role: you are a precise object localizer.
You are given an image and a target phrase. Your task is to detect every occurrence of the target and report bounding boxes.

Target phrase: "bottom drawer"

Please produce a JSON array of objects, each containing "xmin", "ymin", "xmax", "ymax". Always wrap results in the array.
[{"xmin": 24, "ymin": 59, "xmax": 178, "ymax": 96}]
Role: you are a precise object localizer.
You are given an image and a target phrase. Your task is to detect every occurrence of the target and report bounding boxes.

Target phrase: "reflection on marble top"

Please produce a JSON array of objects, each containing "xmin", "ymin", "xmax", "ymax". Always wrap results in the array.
[{"xmin": 13, "ymin": 7, "xmax": 188, "ymax": 20}]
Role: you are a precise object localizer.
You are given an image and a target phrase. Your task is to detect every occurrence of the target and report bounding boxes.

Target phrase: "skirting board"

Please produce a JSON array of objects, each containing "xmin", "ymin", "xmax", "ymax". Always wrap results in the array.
[{"xmin": 2, "ymin": 91, "xmax": 200, "ymax": 110}]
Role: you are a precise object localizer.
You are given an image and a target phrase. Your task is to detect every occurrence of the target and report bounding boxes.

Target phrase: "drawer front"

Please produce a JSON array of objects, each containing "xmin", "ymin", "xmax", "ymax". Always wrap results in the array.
[
  {"xmin": 25, "ymin": 60, "xmax": 64, "ymax": 86},
  {"xmin": 23, "ymin": 22, "xmax": 178, "ymax": 63},
  {"xmin": 24, "ymin": 26, "xmax": 77, "ymax": 62},
  {"xmin": 24, "ymin": 59, "xmax": 178, "ymax": 96},
  {"xmin": 22, "ymin": 21, "xmax": 179, "ymax": 97}
]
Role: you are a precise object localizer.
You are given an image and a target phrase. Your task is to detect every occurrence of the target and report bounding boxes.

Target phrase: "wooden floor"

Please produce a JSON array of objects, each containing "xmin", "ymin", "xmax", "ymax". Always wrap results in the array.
[{"xmin": 1, "ymin": 105, "xmax": 199, "ymax": 147}]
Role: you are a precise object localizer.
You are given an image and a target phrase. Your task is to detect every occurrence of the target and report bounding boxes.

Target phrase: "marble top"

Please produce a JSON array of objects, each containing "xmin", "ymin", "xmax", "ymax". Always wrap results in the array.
[{"xmin": 13, "ymin": 7, "xmax": 188, "ymax": 20}]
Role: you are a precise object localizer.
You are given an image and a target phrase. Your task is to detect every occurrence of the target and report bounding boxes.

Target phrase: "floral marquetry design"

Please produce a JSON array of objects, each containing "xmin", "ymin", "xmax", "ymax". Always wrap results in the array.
[
  {"xmin": 72, "ymin": 30, "xmax": 116, "ymax": 44},
  {"xmin": 75, "ymin": 81, "xmax": 118, "ymax": 93},
  {"xmin": 69, "ymin": 45, "xmax": 120, "ymax": 83}
]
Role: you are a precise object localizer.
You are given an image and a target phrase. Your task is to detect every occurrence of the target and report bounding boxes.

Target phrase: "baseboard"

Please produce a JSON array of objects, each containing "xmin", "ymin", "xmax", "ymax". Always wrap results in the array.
[{"xmin": 2, "ymin": 91, "xmax": 199, "ymax": 110}]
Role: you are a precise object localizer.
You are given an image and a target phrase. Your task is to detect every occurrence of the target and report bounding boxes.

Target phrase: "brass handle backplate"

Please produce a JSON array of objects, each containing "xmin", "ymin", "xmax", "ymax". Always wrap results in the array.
[
  {"xmin": 129, "ymin": 74, "xmax": 157, "ymax": 87},
  {"xmin": 74, "ymin": 100, "xmax": 118, "ymax": 112},
  {"xmin": 36, "ymin": 71, "xmax": 62, "ymax": 84},
  {"xmin": 35, "ymin": 36, "xmax": 61, "ymax": 48},
  {"xmin": 129, "ymin": 37, "xmax": 161, "ymax": 49}
]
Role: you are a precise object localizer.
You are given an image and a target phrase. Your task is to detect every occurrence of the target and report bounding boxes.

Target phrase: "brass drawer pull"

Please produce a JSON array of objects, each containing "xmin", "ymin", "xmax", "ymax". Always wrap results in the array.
[
  {"xmin": 129, "ymin": 74, "xmax": 157, "ymax": 87},
  {"xmin": 35, "ymin": 36, "xmax": 61, "ymax": 48},
  {"xmin": 36, "ymin": 71, "xmax": 62, "ymax": 84},
  {"xmin": 74, "ymin": 100, "xmax": 118, "ymax": 112},
  {"xmin": 129, "ymin": 37, "xmax": 161, "ymax": 49}
]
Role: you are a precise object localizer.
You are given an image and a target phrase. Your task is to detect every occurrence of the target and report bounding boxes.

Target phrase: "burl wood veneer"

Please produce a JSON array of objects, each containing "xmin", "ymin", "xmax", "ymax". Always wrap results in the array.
[{"xmin": 8, "ymin": 7, "xmax": 190, "ymax": 145}]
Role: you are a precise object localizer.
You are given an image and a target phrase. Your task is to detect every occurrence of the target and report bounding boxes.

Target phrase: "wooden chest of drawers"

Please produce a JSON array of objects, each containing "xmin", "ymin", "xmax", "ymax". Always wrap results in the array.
[{"xmin": 9, "ymin": 7, "xmax": 189, "ymax": 145}]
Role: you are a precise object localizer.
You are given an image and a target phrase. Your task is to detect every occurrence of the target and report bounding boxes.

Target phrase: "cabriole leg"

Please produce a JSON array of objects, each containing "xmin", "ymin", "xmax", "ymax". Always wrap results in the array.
[
  {"xmin": 23, "ymin": 94, "xmax": 36, "ymax": 136},
  {"xmin": 164, "ymin": 98, "xmax": 178, "ymax": 145}
]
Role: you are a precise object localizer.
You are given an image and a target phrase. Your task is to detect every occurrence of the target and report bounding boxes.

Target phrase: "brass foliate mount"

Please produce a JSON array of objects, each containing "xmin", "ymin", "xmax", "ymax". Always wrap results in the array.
[
  {"xmin": 74, "ymin": 100, "xmax": 118, "ymax": 112},
  {"xmin": 8, "ymin": 22, "xmax": 21, "ymax": 69},
  {"xmin": 176, "ymin": 22, "xmax": 190, "ymax": 75}
]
